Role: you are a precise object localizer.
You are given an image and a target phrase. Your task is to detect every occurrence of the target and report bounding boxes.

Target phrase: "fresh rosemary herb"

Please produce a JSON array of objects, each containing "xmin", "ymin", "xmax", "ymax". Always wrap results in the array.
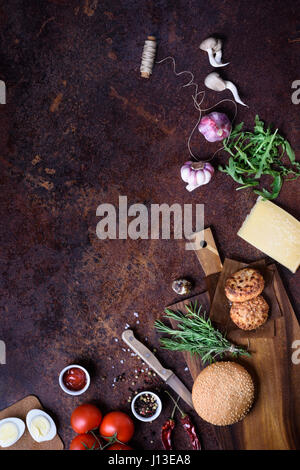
[
  {"xmin": 218, "ymin": 115, "xmax": 300, "ymax": 200},
  {"xmin": 155, "ymin": 302, "xmax": 250, "ymax": 364}
]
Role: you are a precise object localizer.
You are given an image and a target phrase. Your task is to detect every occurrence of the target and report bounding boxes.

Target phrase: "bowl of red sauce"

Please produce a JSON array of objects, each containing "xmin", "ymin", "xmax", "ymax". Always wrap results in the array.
[{"xmin": 59, "ymin": 365, "xmax": 90, "ymax": 396}]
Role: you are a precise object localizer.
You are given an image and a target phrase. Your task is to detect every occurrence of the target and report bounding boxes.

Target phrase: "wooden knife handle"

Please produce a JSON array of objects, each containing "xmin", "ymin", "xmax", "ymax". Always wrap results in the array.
[{"xmin": 122, "ymin": 330, "xmax": 173, "ymax": 381}]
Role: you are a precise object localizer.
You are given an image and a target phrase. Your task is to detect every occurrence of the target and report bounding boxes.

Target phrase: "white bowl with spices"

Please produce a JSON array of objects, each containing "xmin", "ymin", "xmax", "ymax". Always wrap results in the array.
[{"xmin": 131, "ymin": 391, "xmax": 162, "ymax": 422}]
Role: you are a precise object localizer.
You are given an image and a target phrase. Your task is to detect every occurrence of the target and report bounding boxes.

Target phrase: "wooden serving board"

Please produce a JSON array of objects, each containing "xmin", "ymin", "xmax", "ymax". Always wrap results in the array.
[
  {"xmin": 169, "ymin": 228, "xmax": 300, "ymax": 450},
  {"xmin": 0, "ymin": 395, "xmax": 64, "ymax": 450},
  {"xmin": 209, "ymin": 258, "xmax": 282, "ymax": 339}
]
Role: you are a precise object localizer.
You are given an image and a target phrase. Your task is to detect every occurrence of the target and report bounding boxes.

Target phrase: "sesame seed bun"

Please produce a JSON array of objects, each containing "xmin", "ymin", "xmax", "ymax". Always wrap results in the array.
[
  {"xmin": 230, "ymin": 295, "xmax": 269, "ymax": 330},
  {"xmin": 192, "ymin": 362, "xmax": 254, "ymax": 426},
  {"xmin": 225, "ymin": 268, "xmax": 264, "ymax": 302}
]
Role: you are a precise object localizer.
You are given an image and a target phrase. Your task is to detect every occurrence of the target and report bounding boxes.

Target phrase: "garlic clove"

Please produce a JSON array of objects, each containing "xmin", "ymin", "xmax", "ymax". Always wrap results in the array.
[
  {"xmin": 186, "ymin": 183, "xmax": 201, "ymax": 192},
  {"xmin": 181, "ymin": 165, "xmax": 191, "ymax": 183},
  {"xmin": 207, "ymin": 49, "xmax": 224, "ymax": 68},
  {"xmin": 189, "ymin": 170, "xmax": 198, "ymax": 187},
  {"xmin": 215, "ymin": 50, "xmax": 229, "ymax": 66},
  {"xmin": 214, "ymin": 49, "xmax": 229, "ymax": 67},
  {"xmin": 213, "ymin": 39, "xmax": 222, "ymax": 52},
  {"xmin": 202, "ymin": 169, "xmax": 212, "ymax": 184},
  {"xmin": 215, "ymin": 49, "xmax": 222, "ymax": 62},
  {"xmin": 200, "ymin": 37, "xmax": 229, "ymax": 68},
  {"xmin": 213, "ymin": 40, "xmax": 229, "ymax": 66},
  {"xmin": 196, "ymin": 171, "xmax": 205, "ymax": 186},
  {"xmin": 224, "ymin": 81, "xmax": 248, "ymax": 107},
  {"xmin": 205, "ymin": 162, "xmax": 215, "ymax": 176},
  {"xmin": 200, "ymin": 37, "xmax": 219, "ymax": 52},
  {"xmin": 204, "ymin": 72, "xmax": 226, "ymax": 92}
]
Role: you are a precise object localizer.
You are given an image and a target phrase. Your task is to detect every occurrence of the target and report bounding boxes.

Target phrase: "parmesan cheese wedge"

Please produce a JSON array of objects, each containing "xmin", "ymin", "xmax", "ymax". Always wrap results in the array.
[{"xmin": 238, "ymin": 198, "xmax": 300, "ymax": 273}]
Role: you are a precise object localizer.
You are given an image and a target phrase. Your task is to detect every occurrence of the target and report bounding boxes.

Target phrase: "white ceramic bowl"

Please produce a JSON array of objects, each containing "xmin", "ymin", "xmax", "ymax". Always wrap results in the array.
[
  {"xmin": 131, "ymin": 391, "xmax": 162, "ymax": 422},
  {"xmin": 59, "ymin": 364, "xmax": 90, "ymax": 396}
]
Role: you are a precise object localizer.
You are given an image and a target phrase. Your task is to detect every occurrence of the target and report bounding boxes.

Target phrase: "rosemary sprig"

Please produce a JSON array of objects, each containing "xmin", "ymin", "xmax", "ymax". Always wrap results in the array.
[{"xmin": 155, "ymin": 302, "xmax": 250, "ymax": 364}]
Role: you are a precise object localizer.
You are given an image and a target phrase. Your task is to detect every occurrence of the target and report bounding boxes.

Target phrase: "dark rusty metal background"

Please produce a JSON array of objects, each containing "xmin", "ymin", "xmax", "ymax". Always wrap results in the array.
[{"xmin": 0, "ymin": 0, "xmax": 299, "ymax": 450}]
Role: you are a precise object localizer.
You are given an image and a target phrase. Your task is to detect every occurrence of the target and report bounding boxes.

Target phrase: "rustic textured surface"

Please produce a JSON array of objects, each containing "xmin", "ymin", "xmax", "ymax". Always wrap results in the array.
[{"xmin": 0, "ymin": 0, "xmax": 299, "ymax": 450}]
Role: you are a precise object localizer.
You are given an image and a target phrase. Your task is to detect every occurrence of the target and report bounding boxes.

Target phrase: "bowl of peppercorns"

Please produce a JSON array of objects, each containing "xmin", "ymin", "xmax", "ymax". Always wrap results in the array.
[{"xmin": 131, "ymin": 391, "xmax": 162, "ymax": 422}]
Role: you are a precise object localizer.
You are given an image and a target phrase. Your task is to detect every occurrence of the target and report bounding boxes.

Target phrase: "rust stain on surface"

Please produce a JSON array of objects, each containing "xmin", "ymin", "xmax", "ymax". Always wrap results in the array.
[
  {"xmin": 104, "ymin": 11, "xmax": 114, "ymax": 19},
  {"xmin": 50, "ymin": 93, "xmax": 63, "ymax": 112},
  {"xmin": 36, "ymin": 16, "xmax": 55, "ymax": 38},
  {"xmin": 110, "ymin": 86, "xmax": 176, "ymax": 136},
  {"xmin": 39, "ymin": 180, "xmax": 54, "ymax": 191},
  {"xmin": 108, "ymin": 51, "xmax": 117, "ymax": 61},
  {"xmin": 31, "ymin": 155, "xmax": 41, "ymax": 165},
  {"xmin": 83, "ymin": 0, "xmax": 98, "ymax": 17},
  {"xmin": 45, "ymin": 168, "xmax": 56, "ymax": 175},
  {"xmin": 25, "ymin": 174, "xmax": 54, "ymax": 191}
]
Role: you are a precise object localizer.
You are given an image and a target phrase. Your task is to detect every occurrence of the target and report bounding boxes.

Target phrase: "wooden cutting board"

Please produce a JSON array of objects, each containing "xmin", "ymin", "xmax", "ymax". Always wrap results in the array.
[
  {"xmin": 169, "ymin": 228, "xmax": 300, "ymax": 450},
  {"xmin": 0, "ymin": 395, "xmax": 64, "ymax": 450}
]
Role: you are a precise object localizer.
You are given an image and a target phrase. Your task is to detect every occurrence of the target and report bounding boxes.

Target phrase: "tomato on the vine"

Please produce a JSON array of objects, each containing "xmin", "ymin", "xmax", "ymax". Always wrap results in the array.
[
  {"xmin": 100, "ymin": 411, "xmax": 134, "ymax": 443},
  {"xmin": 107, "ymin": 443, "xmax": 133, "ymax": 450},
  {"xmin": 71, "ymin": 404, "xmax": 102, "ymax": 434},
  {"xmin": 69, "ymin": 433, "xmax": 100, "ymax": 450}
]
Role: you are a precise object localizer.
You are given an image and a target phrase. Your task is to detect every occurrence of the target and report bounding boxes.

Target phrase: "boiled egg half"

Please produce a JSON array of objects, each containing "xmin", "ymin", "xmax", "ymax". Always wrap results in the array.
[
  {"xmin": 0, "ymin": 417, "xmax": 25, "ymax": 448},
  {"xmin": 26, "ymin": 409, "xmax": 57, "ymax": 443}
]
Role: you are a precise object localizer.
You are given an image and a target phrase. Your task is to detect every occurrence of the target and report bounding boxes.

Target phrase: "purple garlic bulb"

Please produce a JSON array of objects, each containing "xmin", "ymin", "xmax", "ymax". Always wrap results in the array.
[
  {"xmin": 198, "ymin": 111, "xmax": 231, "ymax": 142},
  {"xmin": 181, "ymin": 161, "xmax": 214, "ymax": 192}
]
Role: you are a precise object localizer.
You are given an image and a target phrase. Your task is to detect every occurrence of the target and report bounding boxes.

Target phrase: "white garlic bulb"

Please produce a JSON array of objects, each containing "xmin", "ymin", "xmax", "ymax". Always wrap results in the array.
[{"xmin": 181, "ymin": 161, "xmax": 214, "ymax": 192}]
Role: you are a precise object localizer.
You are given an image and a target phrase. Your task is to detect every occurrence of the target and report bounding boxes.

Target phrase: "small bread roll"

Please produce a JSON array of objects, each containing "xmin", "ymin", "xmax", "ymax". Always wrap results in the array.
[
  {"xmin": 225, "ymin": 268, "xmax": 264, "ymax": 302},
  {"xmin": 230, "ymin": 295, "xmax": 269, "ymax": 330},
  {"xmin": 192, "ymin": 362, "xmax": 254, "ymax": 426}
]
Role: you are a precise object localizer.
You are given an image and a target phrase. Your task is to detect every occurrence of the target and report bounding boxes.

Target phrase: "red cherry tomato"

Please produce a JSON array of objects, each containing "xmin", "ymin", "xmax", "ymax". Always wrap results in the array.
[
  {"xmin": 107, "ymin": 443, "xmax": 133, "ymax": 450},
  {"xmin": 100, "ymin": 411, "xmax": 134, "ymax": 443},
  {"xmin": 69, "ymin": 433, "xmax": 100, "ymax": 450},
  {"xmin": 71, "ymin": 404, "xmax": 102, "ymax": 434}
]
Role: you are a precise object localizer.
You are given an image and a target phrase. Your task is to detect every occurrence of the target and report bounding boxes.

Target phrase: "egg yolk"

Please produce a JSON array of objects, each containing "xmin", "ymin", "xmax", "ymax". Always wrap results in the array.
[
  {"xmin": 0, "ymin": 422, "xmax": 18, "ymax": 446},
  {"xmin": 30, "ymin": 416, "xmax": 50, "ymax": 440}
]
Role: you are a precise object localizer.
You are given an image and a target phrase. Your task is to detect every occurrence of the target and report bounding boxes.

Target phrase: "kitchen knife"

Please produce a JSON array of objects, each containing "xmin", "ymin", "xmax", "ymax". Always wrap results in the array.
[{"xmin": 122, "ymin": 329, "xmax": 193, "ymax": 408}]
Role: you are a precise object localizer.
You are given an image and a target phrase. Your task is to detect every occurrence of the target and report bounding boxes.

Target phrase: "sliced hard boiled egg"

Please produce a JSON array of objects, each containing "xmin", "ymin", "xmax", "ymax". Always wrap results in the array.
[
  {"xmin": 0, "ymin": 417, "xmax": 25, "ymax": 448},
  {"xmin": 26, "ymin": 409, "xmax": 57, "ymax": 443}
]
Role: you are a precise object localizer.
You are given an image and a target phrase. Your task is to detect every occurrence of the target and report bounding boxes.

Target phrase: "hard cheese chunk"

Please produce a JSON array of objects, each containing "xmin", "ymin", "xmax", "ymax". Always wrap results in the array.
[{"xmin": 238, "ymin": 198, "xmax": 300, "ymax": 273}]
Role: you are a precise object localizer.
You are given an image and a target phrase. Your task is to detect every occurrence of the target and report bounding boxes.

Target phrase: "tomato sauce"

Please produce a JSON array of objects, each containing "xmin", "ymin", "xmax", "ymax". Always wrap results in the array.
[{"xmin": 63, "ymin": 367, "xmax": 87, "ymax": 391}]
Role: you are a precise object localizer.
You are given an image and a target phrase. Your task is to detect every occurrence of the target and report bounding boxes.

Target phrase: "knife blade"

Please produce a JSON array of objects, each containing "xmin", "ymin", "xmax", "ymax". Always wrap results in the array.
[
  {"xmin": 122, "ymin": 329, "xmax": 193, "ymax": 408},
  {"xmin": 165, "ymin": 374, "xmax": 194, "ymax": 408}
]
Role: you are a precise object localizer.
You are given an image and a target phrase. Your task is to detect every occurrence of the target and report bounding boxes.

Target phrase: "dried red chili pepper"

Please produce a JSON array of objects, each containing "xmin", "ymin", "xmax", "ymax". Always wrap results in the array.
[
  {"xmin": 180, "ymin": 414, "xmax": 201, "ymax": 450},
  {"xmin": 165, "ymin": 391, "xmax": 201, "ymax": 450},
  {"xmin": 161, "ymin": 397, "xmax": 179, "ymax": 450},
  {"xmin": 161, "ymin": 418, "xmax": 175, "ymax": 450}
]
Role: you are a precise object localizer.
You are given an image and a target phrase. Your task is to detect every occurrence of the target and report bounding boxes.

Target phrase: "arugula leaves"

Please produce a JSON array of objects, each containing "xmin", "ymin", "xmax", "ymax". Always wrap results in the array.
[{"xmin": 218, "ymin": 115, "xmax": 300, "ymax": 200}]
